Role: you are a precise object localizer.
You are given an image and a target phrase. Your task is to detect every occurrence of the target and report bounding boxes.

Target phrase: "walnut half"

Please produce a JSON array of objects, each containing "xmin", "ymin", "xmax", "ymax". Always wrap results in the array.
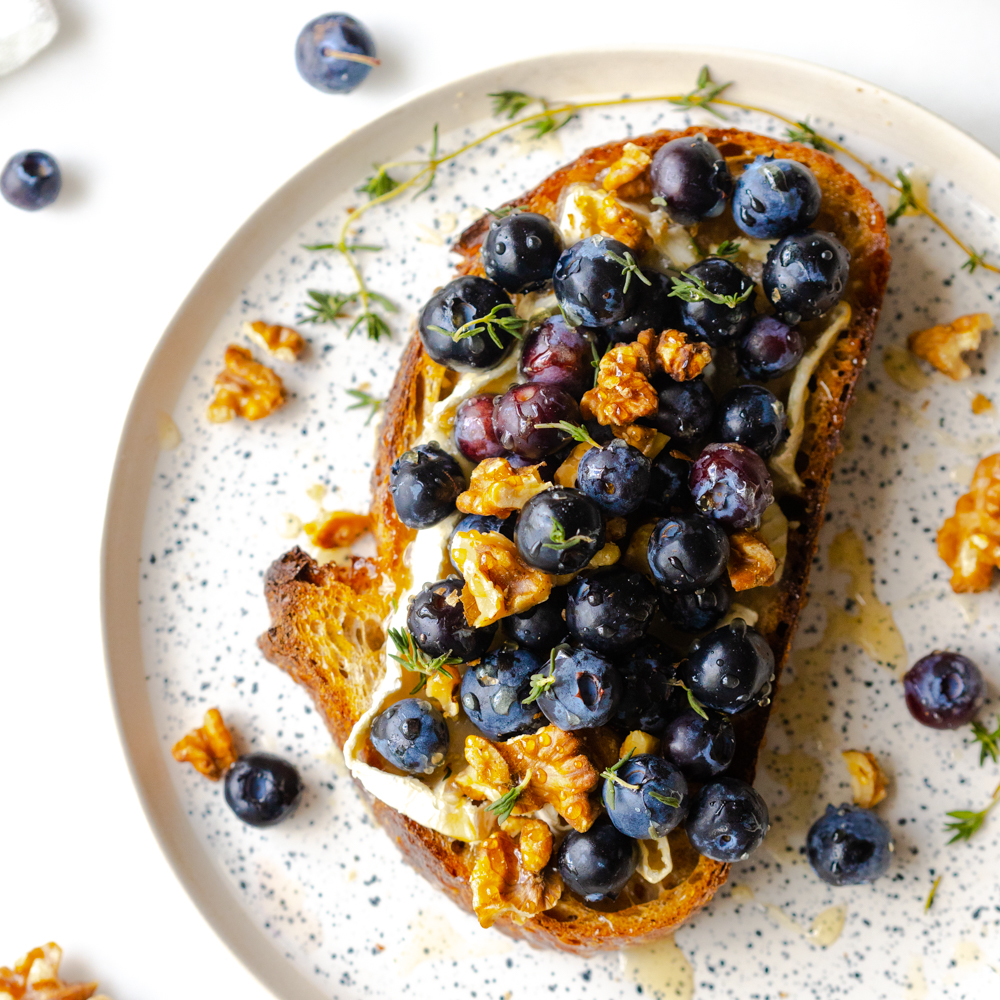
[
  {"xmin": 937, "ymin": 452, "xmax": 1000, "ymax": 592},
  {"xmin": 581, "ymin": 331, "xmax": 658, "ymax": 426},
  {"xmin": 842, "ymin": 750, "xmax": 888, "ymax": 808},
  {"xmin": 727, "ymin": 529, "xmax": 777, "ymax": 591},
  {"xmin": 207, "ymin": 344, "xmax": 285, "ymax": 422},
  {"xmin": 172, "ymin": 707, "xmax": 237, "ymax": 780},
  {"xmin": 907, "ymin": 312, "xmax": 992, "ymax": 380},
  {"xmin": 457, "ymin": 457, "xmax": 550, "ymax": 517},
  {"xmin": 0, "ymin": 943, "xmax": 108, "ymax": 1000},
  {"xmin": 243, "ymin": 319, "xmax": 306, "ymax": 361}
]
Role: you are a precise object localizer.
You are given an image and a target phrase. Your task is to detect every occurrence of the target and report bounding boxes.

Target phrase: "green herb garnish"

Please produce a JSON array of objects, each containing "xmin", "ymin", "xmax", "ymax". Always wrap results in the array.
[
  {"xmin": 669, "ymin": 272, "xmax": 753, "ymax": 309},
  {"xmin": 429, "ymin": 302, "xmax": 526, "ymax": 349},
  {"xmin": 605, "ymin": 249, "xmax": 652, "ymax": 295},
  {"xmin": 944, "ymin": 782, "xmax": 1000, "ymax": 844},
  {"xmin": 345, "ymin": 388, "xmax": 385, "ymax": 425},
  {"xmin": 962, "ymin": 248, "xmax": 988, "ymax": 273},
  {"xmin": 648, "ymin": 789, "xmax": 682, "ymax": 808},
  {"xmin": 487, "ymin": 205, "xmax": 525, "ymax": 218},
  {"xmin": 886, "ymin": 168, "xmax": 919, "ymax": 225},
  {"xmin": 356, "ymin": 165, "xmax": 399, "ymax": 200},
  {"xmin": 924, "ymin": 875, "xmax": 942, "ymax": 911},
  {"xmin": 387, "ymin": 626, "xmax": 461, "ymax": 694},
  {"xmin": 590, "ymin": 340, "xmax": 602, "ymax": 387},
  {"xmin": 490, "ymin": 90, "xmax": 534, "ymax": 119},
  {"xmin": 485, "ymin": 773, "xmax": 531, "ymax": 824},
  {"xmin": 667, "ymin": 65, "xmax": 732, "ymax": 120},
  {"xmin": 785, "ymin": 119, "xmax": 832, "ymax": 152},
  {"xmin": 600, "ymin": 749, "xmax": 637, "ymax": 809},
  {"xmin": 414, "ymin": 124, "xmax": 440, "ymax": 198},
  {"xmin": 968, "ymin": 717, "xmax": 1000, "ymax": 766},
  {"xmin": 536, "ymin": 421, "xmax": 599, "ymax": 449},
  {"xmin": 714, "ymin": 240, "xmax": 741, "ymax": 259},
  {"xmin": 542, "ymin": 516, "xmax": 594, "ymax": 552},
  {"xmin": 522, "ymin": 649, "xmax": 558, "ymax": 706},
  {"xmin": 669, "ymin": 679, "xmax": 709, "ymax": 720}
]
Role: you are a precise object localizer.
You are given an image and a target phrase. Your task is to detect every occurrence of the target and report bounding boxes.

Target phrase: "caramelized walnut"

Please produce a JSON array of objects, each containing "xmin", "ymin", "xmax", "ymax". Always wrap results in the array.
[
  {"xmin": 0, "ymin": 943, "xmax": 107, "ymax": 1000},
  {"xmin": 171, "ymin": 707, "xmax": 237, "ymax": 780},
  {"xmin": 611, "ymin": 423, "xmax": 668, "ymax": 458},
  {"xmin": 655, "ymin": 329, "xmax": 713, "ymax": 381},
  {"xmin": 842, "ymin": 750, "xmax": 888, "ymax": 808},
  {"xmin": 554, "ymin": 442, "xmax": 591, "ymax": 488},
  {"xmin": 727, "ymin": 529, "xmax": 778, "ymax": 591},
  {"xmin": 457, "ymin": 457, "xmax": 550, "ymax": 517},
  {"xmin": 907, "ymin": 313, "xmax": 992, "ymax": 380},
  {"xmin": 243, "ymin": 319, "xmax": 306, "ymax": 361},
  {"xmin": 303, "ymin": 511, "xmax": 371, "ymax": 550},
  {"xmin": 207, "ymin": 345, "xmax": 285, "ymax": 423},
  {"xmin": 602, "ymin": 142, "xmax": 653, "ymax": 193},
  {"xmin": 581, "ymin": 332, "xmax": 658, "ymax": 426},
  {"xmin": 562, "ymin": 185, "xmax": 649, "ymax": 250},
  {"xmin": 937, "ymin": 452, "xmax": 1000, "ymax": 592}
]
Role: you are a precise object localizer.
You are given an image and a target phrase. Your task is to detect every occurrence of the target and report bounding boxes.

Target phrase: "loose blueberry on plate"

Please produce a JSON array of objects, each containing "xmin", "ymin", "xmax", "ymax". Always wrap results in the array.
[
  {"xmin": 454, "ymin": 394, "xmax": 506, "ymax": 461},
  {"xmin": 689, "ymin": 441, "xmax": 774, "ymax": 530},
  {"xmin": 1, "ymin": 151, "xmax": 61, "ymax": 211},
  {"xmin": 603, "ymin": 754, "xmax": 689, "ymax": 840},
  {"xmin": 482, "ymin": 211, "xmax": 564, "ymax": 292},
  {"xmin": 732, "ymin": 155, "xmax": 822, "ymax": 239},
  {"xmin": 389, "ymin": 442, "xmax": 466, "ymax": 529},
  {"xmin": 737, "ymin": 315, "xmax": 804, "ymax": 380},
  {"xmin": 370, "ymin": 697, "xmax": 449, "ymax": 774},
  {"xmin": 661, "ymin": 709, "xmax": 736, "ymax": 781},
  {"xmin": 675, "ymin": 258, "xmax": 756, "ymax": 347},
  {"xmin": 686, "ymin": 777, "xmax": 769, "ymax": 862},
  {"xmin": 460, "ymin": 649, "xmax": 546, "ymax": 739},
  {"xmin": 449, "ymin": 513, "xmax": 515, "ymax": 572},
  {"xmin": 903, "ymin": 651, "xmax": 985, "ymax": 729},
  {"xmin": 516, "ymin": 487, "xmax": 605, "ymax": 573},
  {"xmin": 652, "ymin": 378, "xmax": 717, "ymax": 452},
  {"xmin": 647, "ymin": 512, "xmax": 729, "ymax": 593},
  {"xmin": 807, "ymin": 803, "xmax": 893, "ymax": 886},
  {"xmin": 519, "ymin": 314, "xmax": 602, "ymax": 398},
  {"xmin": 294, "ymin": 13, "xmax": 378, "ymax": 94},
  {"xmin": 715, "ymin": 385, "xmax": 787, "ymax": 459},
  {"xmin": 419, "ymin": 276, "xmax": 516, "ymax": 372},
  {"xmin": 763, "ymin": 230, "xmax": 850, "ymax": 325},
  {"xmin": 407, "ymin": 578, "xmax": 497, "ymax": 662},
  {"xmin": 492, "ymin": 382, "xmax": 580, "ymax": 459},
  {"xmin": 657, "ymin": 577, "xmax": 734, "ymax": 633},
  {"xmin": 565, "ymin": 570, "xmax": 657, "ymax": 654},
  {"xmin": 678, "ymin": 619, "xmax": 775, "ymax": 715},
  {"xmin": 642, "ymin": 450, "xmax": 693, "ymax": 515},
  {"xmin": 552, "ymin": 235, "xmax": 639, "ymax": 328},
  {"xmin": 535, "ymin": 644, "xmax": 621, "ymax": 730},
  {"xmin": 556, "ymin": 815, "xmax": 639, "ymax": 902},
  {"xmin": 614, "ymin": 639, "xmax": 679, "ymax": 735},
  {"xmin": 577, "ymin": 438, "xmax": 651, "ymax": 516},
  {"xmin": 649, "ymin": 134, "xmax": 733, "ymax": 226},
  {"xmin": 224, "ymin": 752, "xmax": 304, "ymax": 827},
  {"xmin": 504, "ymin": 586, "xmax": 568, "ymax": 651},
  {"xmin": 604, "ymin": 269, "xmax": 682, "ymax": 343}
]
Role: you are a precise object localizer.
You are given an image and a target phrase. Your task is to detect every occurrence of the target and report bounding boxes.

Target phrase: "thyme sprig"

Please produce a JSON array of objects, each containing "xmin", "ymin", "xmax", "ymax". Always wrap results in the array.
[
  {"xmin": 590, "ymin": 340, "xmax": 601, "ymax": 387},
  {"xmin": 962, "ymin": 248, "xmax": 989, "ymax": 273},
  {"xmin": 924, "ymin": 875, "xmax": 942, "ymax": 911},
  {"xmin": 542, "ymin": 516, "xmax": 594, "ymax": 552},
  {"xmin": 600, "ymin": 749, "xmax": 637, "ymax": 809},
  {"xmin": 485, "ymin": 772, "xmax": 532, "ymax": 824},
  {"xmin": 387, "ymin": 626, "xmax": 461, "ymax": 694},
  {"xmin": 944, "ymin": 781, "xmax": 1000, "ymax": 844},
  {"xmin": 522, "ymin": 648, "xmax": 558, "ymax": 705},
  {"xmin": 428, "ymin": 301, "xmax": 526, "ymax": 348},
  {"xmin": 714, "ymin": 239, "xmax": 741, "ymax": 258},
  {"xmin": 486, "ymin": 205, "xmax": 525, "ymax": 218},
  {"xmin": 605, "ymin": 249, "xmax": 652, "ymax": 294},
  {"xmin": 490, "ymin": 90, "xmax": 534, "ymax": 119},
  {"xmin": 667, "ymin": 65, "xmax": 732, "ymax": 120},
  {"xmin": 968, "ymin": 716, "xmax": 1000, "ymax": 766},
  {"xmin": 489, "ymin": 89, "xmax": 576, "ymax": 137},
  {"xmin": 886, "ymin": 168, "xmax": 918, "ymax": 225},
  {"xmin": 356, "ymin": 165, "xmax": 399, "ymax": 200},
  {"xmin": 536, "ymin": 421, "xmax": 600, "ymax": 449},
  {"xmin": 669, "ymin": 272, "xmax": 754, "ymax": 308},
  {"xmin": 669, "ymin": 679, "xmax": 709, "ymax": 720},
  {"xmin": 345, "ymin": 388, "xmax": 384, "ymax": 425},
  {"xmin": 649, "ymin": 789, "xmax": 682, "ymax": 808},
  {"xmin": 785, "ymin": 119, "xmax": 832, "ymax": 152}
]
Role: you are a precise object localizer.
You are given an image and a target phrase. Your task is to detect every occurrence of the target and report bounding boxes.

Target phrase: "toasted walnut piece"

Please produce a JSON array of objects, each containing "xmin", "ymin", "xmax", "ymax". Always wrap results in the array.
[
  {"xmin": 469, "ymin": 829, "xmax": 563, "ymax": 928},
  {"xmin": 0, "ymin": 943, "xmax": 107, "ymax": 1000},
  {"xmin": 554, "ymin": 442, "xmax": 592, "ymax": 488},
  {"xmin": 457, "ymin": 457, "xmax": 550, "ymax": 517},
  {"xmin": 303, "ymin": 511, "xmax": 371, "ymax": 550},
  {"xmin": 171, "ymin": 707, "xmax": 237, "ymax": 780},
  {"xmin": 515, "ymin": 818, "xmax": 554, "ymax": 874},
  {"xmin": 842, "ymin": 750, "xmax": 888, "ymax": 808},
  {"xmin": 602, "ymin": 142, "xmax": 653, "ymax": 192},
  {"xmin": 907, "ymin": 313, "xmax": 992, "ymax": 380},
  {"xmin": 455, "ymin": 735, "xmax": 512, "ymax": 802},
  {"xmin": 727, "ymin": 529, "xmax": 778, "ymax": 591},
  {"xmin": 207, "ymin": 344, "xmax": 285, "ymax": 423},
  {"xmin": 621, "ymin": 730, "xmax": 661, "ymax": 758},
  {"xmin": 972, "ymin": 393, "xmax": 994, "ymax": 415},
  {"xmin": 581, "ymin": 333, "xmax": 659, "ymax": 427},
  {"xmin": 655, "ymin": 329, "xmax": 713, "ymax": 381},
  {"xmin": 562, "ymin": 184, "xmax": 650, "ymax": 250},
  {"xmin": 425, "ymin": 662, "xmax": 462, "ymax": 718},
  {"xmin": 452, "ymin": 530, "xmax": 553, "ymax": 627},
  {"xmin": 937, "ymin": 452, "xmax": 1000, "ymax": 592},
  {"xmin": 587, "ymin": 542, "xmax": 621, "ymax": 569},
  {"xmin": 243, "ymin": 319, "xmax": 306, "ymax": 361},
  {"xmin": 611, "ymin": 423, "xmax": 668, "ymax": 458}
]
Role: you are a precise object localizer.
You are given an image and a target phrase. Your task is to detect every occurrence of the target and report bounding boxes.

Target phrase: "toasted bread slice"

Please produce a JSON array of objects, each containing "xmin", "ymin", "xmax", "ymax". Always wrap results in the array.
[{"xmin": 259, "ymin": 126, "xmax": 890, "ymax": 953}]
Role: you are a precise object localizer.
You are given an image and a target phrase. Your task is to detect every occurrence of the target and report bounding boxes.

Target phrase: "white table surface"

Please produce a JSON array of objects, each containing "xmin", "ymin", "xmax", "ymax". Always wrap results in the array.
[{"xmin": 1, "ymin": 0, "xmax": 998, "ymax": 995}]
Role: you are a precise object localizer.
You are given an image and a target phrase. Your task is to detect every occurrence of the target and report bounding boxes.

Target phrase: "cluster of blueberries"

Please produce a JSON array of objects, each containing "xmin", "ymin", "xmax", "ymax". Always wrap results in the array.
[{"xmin": 373, "ymin": 135, "xmax": 862, "ymax": 899}]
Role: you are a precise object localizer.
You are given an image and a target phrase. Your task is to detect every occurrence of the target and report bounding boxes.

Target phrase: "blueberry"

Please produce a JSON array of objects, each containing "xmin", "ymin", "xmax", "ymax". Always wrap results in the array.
[
  {"xmin": 647, "ymin": 512, "xmax": 729, "ymax": 593},
  {"xmin": 715, "ymin": 385, "xmax": 786, "ymax": 459},
  {"xmin": 492, "ymin": 382, "xmax": 580, "ymax": 459},
  {"xmin": 224, "ymin": 753, "xmax": 304, "ymax": 827},
  {"xmin": 603, "ymin": 754, "xmax": 689, "ymax": 840},
  {"xmin": 732, "ymin": 156, "xmax": 822, "ymax": 239},
  {"xmin": 536, "ymin": 644, "xmax": 621, "ymax": 730},
  {"xmin": 604, "ymin": 269, "xmax": 682, "ymax": 343},
  {"xmin": 577, "ymin": 439, "xmax": 651, "ymax": 515},
  {"xmin": 657, "ymin": 577, "xmax": 734, "ymax": 633},
  {"xmin": 449, "ymin": 514, "xmax": 515, "ymax": 572},
  {"xmin": 460, "ymin": 649, "xmax": 546, "ymax": 739},
  {"xmin": 482, "ymin": 211, "xmax": 564, "ymax": 292},
  {"xmin": 661, "ymin": 710, "xmax": 735, "ymax": 781},
  {"xmin": 552, "ymin": 236, "xmax": 638, "ymax": 328},
  {"xmin": 676, "ymin": 258, "xmax": 756, "ymax": 347},
  {"xmin": 503, "ymin": 586, "xmax": 568, "ymax": 651},
  {"xmin": 678, "ymin": 619, "xmax": 774, "ymax": 715},
  {"xmin": 614, "ymin": 639, "xmax": 679, "ymax": 735},
  {"xmin": 556, "ymin": 815, "xmax": 639, "ymax": 902},
  {"xmin": 763, "ymin": 230, "xmax": 850, "ymax": 325},
  {"xmin": 515, "ymin": 487, "xmax": 605, "ymax": 574},
  {"xmin": 1, "ymin": 151, "xmax": 61, "ymax": 211},
  {"xmin": 642, "ymin": 450, "xmax": 694, "ymax": 516},
  {"xmin": 649, "ymin": 134, "xmax": 733, "ymax": 226},
  {"xmin": 807, "ymin": 804, "xmax": 893, "ymax": 886},
  {"xmin": 689, "ymin": 442, "xmax": 774, "ymax": 530},
  {"xmin": 389, "ymin": 442, "xmax": 466, "ymax": 529},
  {"xmin": 652, "ymin": 378, "xmax": 716, "ymax": 452},
  {"xmin": 294, "ymin": 13, "xmax": 377, "ymax": 94},
  {"xmin": 737, "ymin": 315, "xmax": 804, "ymax": 380},
  {"xmin": 903, "ymin": 651, "xmax": 985, "ymax": 729},
  {"xmin": 519, "ymin": 314, "xmax": 603, "ymax": 398},
  {"xmin": 686, "ymin": 777, "xmax": 769, "ymax": 862},
  {"xmin": 370, "ymin": 698, "xmax": 449, "ymax": 774},
  {"xmin": 407, "ymin": 578, "xmax": 497, "ymax": 662},
  {"xmin": 419, "ymin": 276, "xmax": 515, "ymax": 372},
  {"xmin": 565, "ymin": 570, "xmax": 656, "ymax": 654}
]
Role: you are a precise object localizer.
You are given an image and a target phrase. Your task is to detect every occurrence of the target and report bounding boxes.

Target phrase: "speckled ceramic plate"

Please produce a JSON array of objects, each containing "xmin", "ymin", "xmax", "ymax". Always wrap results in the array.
[{"xmin": 103, "ymin": 49, "xmax": 1000, "ymax": 1000}]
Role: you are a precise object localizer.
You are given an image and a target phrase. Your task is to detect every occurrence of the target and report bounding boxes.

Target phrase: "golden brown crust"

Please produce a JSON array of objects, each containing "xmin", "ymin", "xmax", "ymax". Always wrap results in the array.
[{"xmin": 258, "ymin": 127, "xmax": 891, "ymax": 952}]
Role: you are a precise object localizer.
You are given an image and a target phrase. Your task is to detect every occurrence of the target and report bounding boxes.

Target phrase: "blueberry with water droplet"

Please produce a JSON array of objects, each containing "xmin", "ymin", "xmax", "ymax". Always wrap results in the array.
[
  {"xmin": 762, "ymin": 230, "xmax": 850, "ymax": 324},
  {"xmin": 807, "ymin": 803, "xmax": 892, "ymax": 885},
  {"xmin": 732, "ymin": 155, "xmax": 822, "ymax": 239}
]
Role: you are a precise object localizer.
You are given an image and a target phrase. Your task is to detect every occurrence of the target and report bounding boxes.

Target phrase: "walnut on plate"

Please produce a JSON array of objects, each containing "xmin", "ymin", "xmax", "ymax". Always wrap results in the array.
[
  {"xmin": 937, "ymin": 452, "xmax": 1000, "ymax": 592},
  {"xmin": 841, "ymin": 750, "xmax": 888, "ymax": 808},
  {"xmin": 171, "ymin": 707, "xmax": 237, "ymax": 780},
  {"xmin": 0, "ymin": 942, "xmax": 108, "ymax": 1000},
  {"xmin": 242, "ymin": 319, "xmax": 306, "ymax": 362},
  {"xmin": 207, "ymin": 344, "xmax": 285, "ymax": 422},
  {"xmin": 907, "ymin": 312, "xmax": 992, "ymax": 380},
  {"xmin": 457, "ymin": 457, "xmax": 550, "ymax": 517},
  {"xmin": 581, "ymin": 331, "xmax": 658, "ymax": 426},
  {"xmin": 727, "ymin": 529, "xmax": 778, "ymax": 591}
]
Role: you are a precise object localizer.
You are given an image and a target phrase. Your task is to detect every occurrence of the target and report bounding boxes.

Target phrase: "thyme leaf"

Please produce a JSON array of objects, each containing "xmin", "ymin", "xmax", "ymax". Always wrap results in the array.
[
  {"xmin": 490, "ymin": 90, "xmax": 533, "ymax": 119},
  {"xmin": 356, "ymin": 165, "xmax": 399, "ymax": 200},
  {"xmin": 924, "ymin": 875, "xmax": 942, "ymax": 911},
  {"xmin": 648, "ymin": 789, "xmax": 682, "ymax": 808},
  {"xmin": 887, "ymin": 168, "xmax": 919, "ymax": 226},
  {"xmin": 414, "ymin": 124, "xmax": 439, "ymax": 198},
  {"xmin": 429, "ymin": 302, "xmax": 526, "ymax": 349},
  {"xmin": 714, "ymin": 239, "xmax": 741, "ymax": 258},
  {"xmin": 667, "ymin": 65, "xmax": 732, "ymax": 120},
  {"xmin": 536, "ymin": 421, "xmax": 599, "ymax": 449},
  {"xmin": 605, "ymin": 249, "xmax": 652, "ymax": 295},
  {"xmin": 526, "ymin": 109, "xmax": 577, "ymax": 138},
  {"xmin": 968, "ymin": 716, "xmax": 1000, "ymax": 766},
  {"xmin": 522, "ymin": 649, "xmax": 558, "ymax": 705},
  {"xmin": 669, "ymin": 678, "xmax": 709, "ymax": 720},
  {"xmin": 387, "ymin": 626, "xmax": 461, "ymax": 694},
  {"xmin": 542, "ymin": 516, "xmax": 594, "ymax": 552},
  {"xmin": 944, "ymin": 782, "xmax": 1000, "ymax": 844},
  {"xmin": 785, "ymin": 119, "xmax": 832, "ymax": 152},
  {"xmin": 590, "ymin": 340, "xmax": 602, "ymax": 387},
  {"xmin": 345, "ymin": 388, "xmax": 384, "ymax": 425},
  {"xmin": 669, "ymin": 272, "xmax": 753, "ymax": 308},
  {"xmin": 962, "ymin": 248, "xmax": 988, "ymax": 273},
  {"xmin": 485, "ymin": 773, "xmax": 531, "ymax": 825},
  {"xmin": 600, "ymin": 749, "xmax": 637, "ymax": 809},
  {"xmin": 487, "ymin": 205, "xmax": 525, "ymax": 218},
  {"xmin": 302, "ymin": 289, "xmax": 359, "ymax": 324}
]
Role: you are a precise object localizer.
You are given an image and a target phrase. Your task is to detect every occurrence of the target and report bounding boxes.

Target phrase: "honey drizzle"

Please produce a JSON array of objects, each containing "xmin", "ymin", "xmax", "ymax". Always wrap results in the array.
[{"xmin": 619, "ymin": 934, "xmax": 694, "ymax": 1000}]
